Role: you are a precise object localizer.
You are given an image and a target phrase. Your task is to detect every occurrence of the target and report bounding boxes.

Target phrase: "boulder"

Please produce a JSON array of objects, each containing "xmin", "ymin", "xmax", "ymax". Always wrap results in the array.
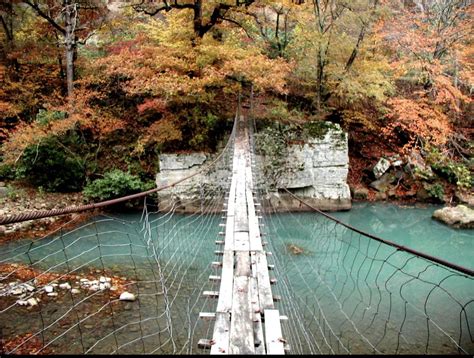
[
  {"xmin": 373, "ymin": 158, "xmax": 391, "ymax": 179},
  {"xmin": 432, "ymin": 205, "xmax": 474, "ymax": 229},
  {"xmin": 405, "ymin": 151, "xmax": 434, "ymax": 178},
  {"xmin": 353, "ymin": 187, "xmax": 369, "ymax": 200},
  {"xmin": 119, "ymin": 292, "xmax": 136, "ymax": 301},
  {"xmin": 370, "ymin": 173, "xmax": 395, "ymax": 192},
  {"xmin": 455, "ymin": 191, "xmax": 474, "ymax": 207}
]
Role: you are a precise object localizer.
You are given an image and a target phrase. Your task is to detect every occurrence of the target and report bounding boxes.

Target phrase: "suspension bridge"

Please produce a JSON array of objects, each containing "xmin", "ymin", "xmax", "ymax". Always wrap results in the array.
[{"xmin": 0, "ymin": 108, "xmax": 472, "ymax": 355}]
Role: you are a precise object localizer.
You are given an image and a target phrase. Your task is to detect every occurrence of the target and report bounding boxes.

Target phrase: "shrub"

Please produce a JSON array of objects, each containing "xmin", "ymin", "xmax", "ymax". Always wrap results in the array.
[
  {"xmin": 426, "ymin": 147, "xmax": 472, "ymax": 189},
  {"xmin": 16, "ymin": 136, "xmax": 86, "ymax": 192},
  {"xmin": 0, "ymin": 163, "xmax": 17, "ymax": 181},
  {"xmin": 425, "ymin": 183, "xmax": 445, "ymax": 202},
  {"xmin": 83, "ymin": 169, "xmax": 154, "ymax": 202}
]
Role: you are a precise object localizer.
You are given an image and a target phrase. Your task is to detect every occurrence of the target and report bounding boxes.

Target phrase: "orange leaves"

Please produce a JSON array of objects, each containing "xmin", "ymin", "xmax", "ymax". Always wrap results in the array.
[
  {"xmin": 143, "ymin": 117, "xmax": 183, "ymax": 146},
  {"xmin": 384, "ymin": 97, "xmax": 452, "ymax": 150}
]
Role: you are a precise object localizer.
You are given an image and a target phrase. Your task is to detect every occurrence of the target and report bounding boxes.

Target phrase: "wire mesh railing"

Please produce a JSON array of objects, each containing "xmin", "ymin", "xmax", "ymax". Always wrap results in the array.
[
  {"xmin": 0, "ymin": 113, "xmax": 237, "ymax": 355},
  {"xmin": 249, "ymin": 115, "xmax": 474, "ymax": 355},
  {"xmin": 0, "ymin": 103, "xmax": 472, "ymax": 355}
]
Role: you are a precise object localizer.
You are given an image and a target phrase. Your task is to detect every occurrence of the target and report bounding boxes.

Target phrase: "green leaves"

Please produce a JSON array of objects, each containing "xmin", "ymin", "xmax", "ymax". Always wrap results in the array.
[{"xmin": 83, "ymin": 169, "xmax": 152, "ymax": 202}]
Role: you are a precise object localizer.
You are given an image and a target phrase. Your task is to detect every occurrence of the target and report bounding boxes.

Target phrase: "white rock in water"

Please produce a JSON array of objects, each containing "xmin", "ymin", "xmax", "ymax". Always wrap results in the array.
[
  {"xmin": 11, "ymin": 287, "xmax": 24, "ymax": 295},
  {"xmin": 59, "ymin": 283, "xmax": 71, "ymax": 290},
  {"xmin": 89, "ymin": 284, "xmax": 99, "ymax": 291},
  {"xmin": 432, "ymin": 205, "xmax": 474, "ymax": 229},
  {"xmin": 119, "ymin": 292, "xmax": 136, "ymax": 301},
  {"xmin": 24, "ymin": 283, "xmax": 35, "ymax": 292},
  {"xmin": 16, "ymin": 299, "xmax": 28, "ymax": 306},
  {"xmin": 47, "ymin": 292, "xmax": 58, "ymax": 297},
  {"xmin": 99, "ymin": 276, "xmax": 107, "ymax": 283},
  {"xmin": 44, "ymin": 285, "xmax": 54, "ymax": 293},
  {"xmin": 71, "ymin": 288, "xmax": 80, "ymax": 294},
  {"xmin": 27, "ymin": 298, "xmax": 39, "ymax": 306},
  {"xmin": 80, "ymin": 278, "xmax": 89, "ymax": 283},
  {"xmin": 51, "ymin": 283, "xmax": 59, "ymax": 287},
  {"xmin": 90, "ymin": 280, "xmax": 99, "ymax": 285}
]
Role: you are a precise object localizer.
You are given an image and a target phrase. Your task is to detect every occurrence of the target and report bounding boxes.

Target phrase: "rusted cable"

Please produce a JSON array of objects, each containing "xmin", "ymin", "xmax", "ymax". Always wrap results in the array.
[
  {"xmin": 0, "ymin": 112, "xmax": 238, "ymax": 226},
  {"xmin": 283, "ymin": 188, "xmax": 474, "ymax": 277}
]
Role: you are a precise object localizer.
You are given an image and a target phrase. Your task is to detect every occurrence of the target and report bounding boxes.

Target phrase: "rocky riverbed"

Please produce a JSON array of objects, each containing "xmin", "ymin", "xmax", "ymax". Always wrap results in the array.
[{"xmin": 0, "ymin": 181, "xmax": 91, "ymax": 242}]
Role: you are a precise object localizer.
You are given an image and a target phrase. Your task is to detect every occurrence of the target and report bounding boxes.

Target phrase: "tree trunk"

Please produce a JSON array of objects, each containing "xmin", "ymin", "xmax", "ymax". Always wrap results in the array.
[
  {"xmin": 64, "ymin": 0, "xmax": 77, "ymax": 98},
  {"xmin": 193, "ymin": 0, "xmax": 203, "ymax": 38}
]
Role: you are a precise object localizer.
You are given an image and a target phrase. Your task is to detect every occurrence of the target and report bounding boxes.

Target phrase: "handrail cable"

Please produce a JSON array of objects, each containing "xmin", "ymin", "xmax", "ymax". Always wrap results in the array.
[
  {"xmin": 0, "ymin": 110, "xmax": 238, "ymax": 226},
  {"xmin": 283, "ymin": 188, "xmax": 474, "ymax": 277}
]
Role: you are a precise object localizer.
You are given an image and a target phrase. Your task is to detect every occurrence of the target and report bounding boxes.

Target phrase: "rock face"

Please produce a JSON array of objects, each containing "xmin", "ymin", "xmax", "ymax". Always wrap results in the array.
[
  {"xmin": 270, "ymin": 124, "xmax": 351, "ymax": 211},
  {"xmin": 156, "ymin": 152, "xmax": 229, "ymax": 212},
  {"xmin": 432, "ymin": 205, "xmax": 474, "ymax": 229},
  {"xmin": 155, "ymin": 122, "xmax": 351, "ymax": 212}
]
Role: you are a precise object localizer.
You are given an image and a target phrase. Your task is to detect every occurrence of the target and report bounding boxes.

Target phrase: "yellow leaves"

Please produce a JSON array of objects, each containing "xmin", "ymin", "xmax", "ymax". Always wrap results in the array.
[{"xmin": 144, "ymin": 8, "xmax": 195, "ymax": 48}]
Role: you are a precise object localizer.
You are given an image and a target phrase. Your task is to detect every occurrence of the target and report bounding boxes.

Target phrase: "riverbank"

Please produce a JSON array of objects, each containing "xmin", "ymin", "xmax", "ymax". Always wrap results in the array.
[
  {"xmin": 0, "ymin": 181, "xmax": 95, "ymax": 244},
  {"xmin": 1, "ymin": 176, "xmax": 472, "ymax": 245}
]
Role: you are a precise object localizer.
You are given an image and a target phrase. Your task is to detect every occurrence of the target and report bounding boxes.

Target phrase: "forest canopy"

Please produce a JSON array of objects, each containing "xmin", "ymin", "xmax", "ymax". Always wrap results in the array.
[{"xmin": 0, "ymin": 0, "xmax": 472, "ymax": 194}]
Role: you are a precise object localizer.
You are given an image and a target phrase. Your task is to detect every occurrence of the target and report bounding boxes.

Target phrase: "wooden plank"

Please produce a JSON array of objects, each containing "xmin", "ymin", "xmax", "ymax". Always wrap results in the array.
[
  {"xmin": 234, "ymin": 232, "xmax": 250, "ymax": 251},
  {"xmin": 255, "ymin": 251, "xmax": 274, "ymax": 310},
  {"xmin": 224, "ymin": 215, "xmax": 234, "ymax": 251},
  {"xmin": 210, "ymin": 312, "xmax": 231, "ymax": 355},
  {"xmin": 235, "ymin": 251, "xmax": 251, "ymax": 277},
  {"xmin": 203, "ymin": 291, "xmax": 219, "ymax": 298},
  {"xmin": 198, "ymin": 338, "xmax": 213, "ymax": 349},
  {"xmin": 216, "ymin": 250, "xmax": 234, "ymax": 313},
  {"xmin": 250, "ymin": 276, "xmax": 265, "ymax": 354},
  {"xmin": 200, "ymin": 312, "xmax": 216, "ymax": 320},
  {"xmin": 264, "ymin": 309, "xmax": 285, "ymax": 355},
  {"xmin": 229, "ymin": 276, "xmax": 255, "ymax": 355},
  {"xmin": 247, "ymin": 188, "xmax": 263, "ymax": 251},
  {"xmin": 226, "ymin": 176, "xmax": 237, "ymax": 217}
]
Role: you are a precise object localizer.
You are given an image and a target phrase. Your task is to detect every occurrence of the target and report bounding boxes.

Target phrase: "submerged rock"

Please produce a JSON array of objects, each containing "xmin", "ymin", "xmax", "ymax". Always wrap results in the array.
[
  {"xmin": 432, "ymin": 205, "xmax": 474, "ymax": 229},
  {"xmin": 287, "ymin": 244, "xmax": 305, "ymax": 255},
  {"xmin": 44, "ymin": 285, "xmax": 54, "ymax": 293}
]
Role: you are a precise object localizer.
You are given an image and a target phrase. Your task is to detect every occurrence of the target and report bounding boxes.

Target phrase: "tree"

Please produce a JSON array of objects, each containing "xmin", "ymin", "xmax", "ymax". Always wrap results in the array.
[
  {"xmin": 378, "ymin": 0, "xmax": 472, "ymax": 152},
  {"xmin": 22, "ymin": 0, "xmax": 108, "ymax": 97},
  {"xmin": 132, "ymin": 0, "xmax": 257, "ymax": 40}
]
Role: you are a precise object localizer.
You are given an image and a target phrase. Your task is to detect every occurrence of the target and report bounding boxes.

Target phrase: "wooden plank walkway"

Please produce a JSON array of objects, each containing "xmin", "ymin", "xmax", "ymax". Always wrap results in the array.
[{"xmin": 202, "ymin": 115, "xmax": 285, "ymax": 355}]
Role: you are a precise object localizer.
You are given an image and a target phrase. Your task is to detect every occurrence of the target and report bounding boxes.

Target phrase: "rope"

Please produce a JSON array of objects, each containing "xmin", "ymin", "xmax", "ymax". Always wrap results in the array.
[{"xmin": 283, "ymin": 188, "xmax": 474, "ymax": 277}]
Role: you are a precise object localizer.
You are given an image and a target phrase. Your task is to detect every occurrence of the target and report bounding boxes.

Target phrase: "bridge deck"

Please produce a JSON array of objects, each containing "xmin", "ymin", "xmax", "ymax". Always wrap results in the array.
[{"xmin": 202, "ymin": 116, "xmax": 285, "ymax": 355}]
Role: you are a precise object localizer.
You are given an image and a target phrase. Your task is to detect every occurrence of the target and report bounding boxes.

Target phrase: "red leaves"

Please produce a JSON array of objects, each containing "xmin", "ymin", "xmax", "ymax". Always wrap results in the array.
[{"xmin": 137, "ymin": 98, "xmax": 167, "ymax": 114}]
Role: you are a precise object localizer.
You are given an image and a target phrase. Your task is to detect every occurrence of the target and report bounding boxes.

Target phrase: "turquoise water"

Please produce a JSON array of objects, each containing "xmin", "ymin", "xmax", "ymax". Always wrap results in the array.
[
  {"xmin": 0, "ymin": 203, "xmax": 472, "ymax": 354},
  {"xmin": 261, "ymin": 203, "xmax": 473, "ymax": 354},
  {"xmin": 332, "ymin": 203, "xmax": 473, "ymax": 269}
]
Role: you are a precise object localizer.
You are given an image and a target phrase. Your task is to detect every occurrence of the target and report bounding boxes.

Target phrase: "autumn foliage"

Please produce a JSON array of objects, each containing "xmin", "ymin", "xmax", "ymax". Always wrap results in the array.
[{"xmin": 0, "ymin": 0, "xmax": 472, "ymax": 192}]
